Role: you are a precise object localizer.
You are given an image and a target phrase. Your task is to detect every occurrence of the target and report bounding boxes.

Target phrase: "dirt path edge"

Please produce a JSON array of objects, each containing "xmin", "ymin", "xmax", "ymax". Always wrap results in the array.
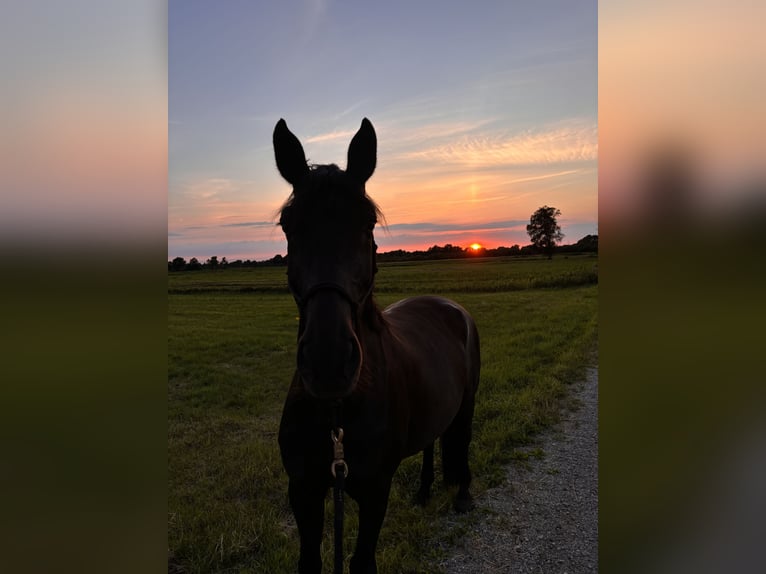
[{"xmin": 439, "ymin": 365, "xmax": 598, "ymax": 573}]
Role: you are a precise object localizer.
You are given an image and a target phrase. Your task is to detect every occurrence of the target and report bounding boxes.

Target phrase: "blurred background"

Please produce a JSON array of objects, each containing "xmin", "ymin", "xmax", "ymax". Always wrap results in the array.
[
  {"xmin": 1, "ymin": 1, "xmax": 764, "ymax": 572},
  {"xmin": 600, "ymin": 2, "xmax": 765, "ymax": 573},
  {"xmin": 0, "ymin": 2, "xmax": 167, "ymax": 573}
]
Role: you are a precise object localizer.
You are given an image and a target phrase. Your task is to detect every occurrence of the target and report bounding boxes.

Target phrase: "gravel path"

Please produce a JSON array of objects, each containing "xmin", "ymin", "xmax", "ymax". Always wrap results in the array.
[{"xmin": 440, "ymin": 366, "xmax": 598, "ymax": 574}]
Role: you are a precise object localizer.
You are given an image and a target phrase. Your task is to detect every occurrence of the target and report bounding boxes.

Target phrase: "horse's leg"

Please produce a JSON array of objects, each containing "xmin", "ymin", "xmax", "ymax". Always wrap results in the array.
[
  {"xmin": 441, "ymin": 394, "xmax": 476, "ymax": 513},
  {"xmin": 349, "ymin": 475, "xmax": 393, "ymax": 574},
  {"xmin": 288, "ymin": 477, "xmax": 325, "ymax": 574},
  {"xmin": 414, "ymin": 442, "xmax": 434, "ymax": 506}
]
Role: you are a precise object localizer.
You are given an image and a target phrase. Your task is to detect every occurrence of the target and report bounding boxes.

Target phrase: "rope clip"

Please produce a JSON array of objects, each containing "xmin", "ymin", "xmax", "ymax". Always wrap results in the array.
[{"xmin": 331, "ymin": 428, "xmax": 349, "ymax": 478}]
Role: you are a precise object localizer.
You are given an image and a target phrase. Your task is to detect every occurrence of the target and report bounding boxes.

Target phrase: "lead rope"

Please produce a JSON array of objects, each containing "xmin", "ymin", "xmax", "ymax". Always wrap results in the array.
[{"xmin": 331, "ymin": 428, "xmax": 348, "ymax": 574}]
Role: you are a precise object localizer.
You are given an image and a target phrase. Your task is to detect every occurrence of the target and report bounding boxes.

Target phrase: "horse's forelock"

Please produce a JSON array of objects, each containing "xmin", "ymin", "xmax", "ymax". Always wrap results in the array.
[{"xmin": 278, "ymin": 163, "xmax": 385, "ymax": 228}]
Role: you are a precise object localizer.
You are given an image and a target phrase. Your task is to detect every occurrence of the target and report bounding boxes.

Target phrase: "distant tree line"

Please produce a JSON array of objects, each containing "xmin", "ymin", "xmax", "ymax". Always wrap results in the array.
[
  {"xmin": 168, "ymin": 253, "xmax": 286, "ymax": 272},
  {"xmin": 168, "ymin": 235, "xmax": 597, "ymax": 271},
  {"xmin": 556, "ymin": 234, "xmax": 598, "ymax": 254},
  {"xmin": 377, "ymin": 235, "xmax": 597, "ymax": 262}
]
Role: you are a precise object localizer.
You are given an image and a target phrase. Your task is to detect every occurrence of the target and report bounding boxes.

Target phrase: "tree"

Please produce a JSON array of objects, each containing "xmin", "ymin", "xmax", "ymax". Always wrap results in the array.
[
  {"xmin": 527, "ymin": 205, "xmax": 564, "ymax": 259},
  {"xmin": 170, "ymin": 256, "xmax": 187, "ymax": 271}
]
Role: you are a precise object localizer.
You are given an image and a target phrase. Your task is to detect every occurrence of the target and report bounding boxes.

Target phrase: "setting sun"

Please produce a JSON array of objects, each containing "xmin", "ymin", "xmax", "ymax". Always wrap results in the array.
[{"xmin": 469, "ymin": 243, "xmax": 483, "ymax": 251}]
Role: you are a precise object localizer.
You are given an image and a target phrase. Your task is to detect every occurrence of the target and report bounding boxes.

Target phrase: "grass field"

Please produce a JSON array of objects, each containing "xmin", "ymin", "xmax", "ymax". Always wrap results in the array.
[{"xmin": 168, "ymin": 255, "xmax": 598, "ymax": 573}]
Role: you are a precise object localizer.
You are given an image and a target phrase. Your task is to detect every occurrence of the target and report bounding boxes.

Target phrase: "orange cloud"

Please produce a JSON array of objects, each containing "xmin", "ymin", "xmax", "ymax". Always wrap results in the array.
[{"xmin": 404, "ymin": 120, "xmax": 597, "ymax": 167}]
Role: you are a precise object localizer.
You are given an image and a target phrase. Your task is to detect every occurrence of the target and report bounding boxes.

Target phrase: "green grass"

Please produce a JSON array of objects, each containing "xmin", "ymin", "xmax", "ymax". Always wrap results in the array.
[
  {"xmin": 168, "ymin": 254, "xmax": 597, "ymax": 573},
  {"xmin": 167, "ymin": 254, "xmax": 598, "ymax": 295}
]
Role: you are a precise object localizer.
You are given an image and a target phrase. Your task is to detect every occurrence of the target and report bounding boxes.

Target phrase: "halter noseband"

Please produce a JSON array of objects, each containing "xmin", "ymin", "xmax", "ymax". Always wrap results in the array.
[
  {"xmin": 290, "ymin": 234, "xmax": 378, "ymax": 315},
  {"xmin": 292, "ymin": 280, "xmax": 375, "ymax": 316}
]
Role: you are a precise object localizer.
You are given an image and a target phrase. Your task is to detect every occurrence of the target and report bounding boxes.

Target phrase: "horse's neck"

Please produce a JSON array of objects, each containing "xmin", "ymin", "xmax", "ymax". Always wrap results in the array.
[
  {"xmin": 355, "ymin": 297, "xmax": 387, "ymax": 381},
  {"xmin": 360, "ymin": 293, "xmax": 384, "ymax": 333}
]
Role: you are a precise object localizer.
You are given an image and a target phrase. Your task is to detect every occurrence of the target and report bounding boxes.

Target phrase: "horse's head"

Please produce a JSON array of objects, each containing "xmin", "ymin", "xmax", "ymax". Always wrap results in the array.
[{"xmin": 274, "ymin": 118, "xmax": 380, "ymax": 400}]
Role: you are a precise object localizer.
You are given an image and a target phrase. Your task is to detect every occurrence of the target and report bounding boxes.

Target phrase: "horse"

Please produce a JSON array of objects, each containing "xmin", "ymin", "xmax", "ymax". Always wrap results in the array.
[{"xmin": 274, "ymin": 118, "xmax": 480, "ymax": 574}]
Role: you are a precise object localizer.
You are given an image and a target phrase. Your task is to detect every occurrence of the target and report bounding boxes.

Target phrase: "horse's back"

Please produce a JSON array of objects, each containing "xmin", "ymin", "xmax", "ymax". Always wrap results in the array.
[
  {"xmin": 382, "ymin": 296, "xmax": 480, "ymax": 454},
  {"xmin": 384, "ymin": 295, "xmax": 478, "ymax": 365}
]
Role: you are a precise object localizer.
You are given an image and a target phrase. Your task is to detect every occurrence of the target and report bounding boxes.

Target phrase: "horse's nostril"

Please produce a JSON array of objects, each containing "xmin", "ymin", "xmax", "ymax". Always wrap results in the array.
[{"xmin": 344, "ymin": 338, "xmax": 361, "ymax": 380}]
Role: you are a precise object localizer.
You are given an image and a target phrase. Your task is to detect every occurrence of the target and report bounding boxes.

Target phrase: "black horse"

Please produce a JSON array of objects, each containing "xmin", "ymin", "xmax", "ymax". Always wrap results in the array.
[{"xmin": 274, "ymin": 118, "xmax": 480, "ymax": 574}]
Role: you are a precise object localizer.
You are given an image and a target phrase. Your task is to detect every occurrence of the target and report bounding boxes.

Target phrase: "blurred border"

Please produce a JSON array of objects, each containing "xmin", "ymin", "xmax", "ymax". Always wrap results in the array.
[
  {"xmin": 1, "ymin": 2, "xmax": 167, "ymax": 573},
  {"xmin": 600, "ymin": 1, "xmax": 766, "ymax": 572}
]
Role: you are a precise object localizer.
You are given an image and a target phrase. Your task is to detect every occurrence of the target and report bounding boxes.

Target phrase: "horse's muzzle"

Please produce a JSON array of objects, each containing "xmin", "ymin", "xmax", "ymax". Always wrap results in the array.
[{"xmin": 297, "ymin": 333, "xmax": 362, "ymax": 399}]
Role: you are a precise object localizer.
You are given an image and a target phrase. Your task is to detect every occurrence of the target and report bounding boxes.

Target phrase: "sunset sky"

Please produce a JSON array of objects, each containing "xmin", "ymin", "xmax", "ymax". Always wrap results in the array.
[{"xmin": 169, "ymin": 1, "xmax": 597, "ymax": 262}]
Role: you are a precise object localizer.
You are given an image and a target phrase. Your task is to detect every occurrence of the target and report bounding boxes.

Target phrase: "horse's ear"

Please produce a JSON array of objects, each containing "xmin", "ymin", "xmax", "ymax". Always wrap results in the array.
[
  {"xmin": 346, "ymin": 118, "xmax": 376, "ymax": 184},
  {"xmin": 273, "ymin": 119, "xmax": 309, "ymax": 185}
]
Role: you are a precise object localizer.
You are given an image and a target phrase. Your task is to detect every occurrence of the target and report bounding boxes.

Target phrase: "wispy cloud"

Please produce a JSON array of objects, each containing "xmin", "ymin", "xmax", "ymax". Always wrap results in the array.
[
  {"xmin": 177, "ymin": 178, "xmax": 238, "ymax": 202},
  {"xmin": 220, "ymin": 221, "xmax": 275, "ymax": 228},
  {"xmin": 386, "ymin": 118, "xmax": 495, "ymax": 148},
  {"xmin": 442, "ymin": 194, "xmax": 510, "ymax": 205},
  {"xmin": 305, "ymin": 129, "xmax": 357, "ymax": 144},
  {"xmin": 505, "ymin": 169, "xmax": 584, "ymax": 184},
  {"xmin": 170, "ymin": 220, "xmax": 276, "ymax": 235},
  {"xmin": 333, "ymin": 100, "xmax": 369, "ymax": 121},
  {"xmin": 385, "ymin": 219, "xmax": 528, "ymax": 235},
  {"xmin": 405, "ymin": 120, "xmax": 597, "ymax": 167}
]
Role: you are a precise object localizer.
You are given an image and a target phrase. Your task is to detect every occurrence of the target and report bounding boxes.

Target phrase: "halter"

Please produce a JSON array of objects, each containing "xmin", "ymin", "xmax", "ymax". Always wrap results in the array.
[
  {"xmin": 292, "ymin": 280, "xmax": 375, "ymax": 318},
  {"xmin": 289, "ymin": 236, "xmax": 378, "ymax": 318}
]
